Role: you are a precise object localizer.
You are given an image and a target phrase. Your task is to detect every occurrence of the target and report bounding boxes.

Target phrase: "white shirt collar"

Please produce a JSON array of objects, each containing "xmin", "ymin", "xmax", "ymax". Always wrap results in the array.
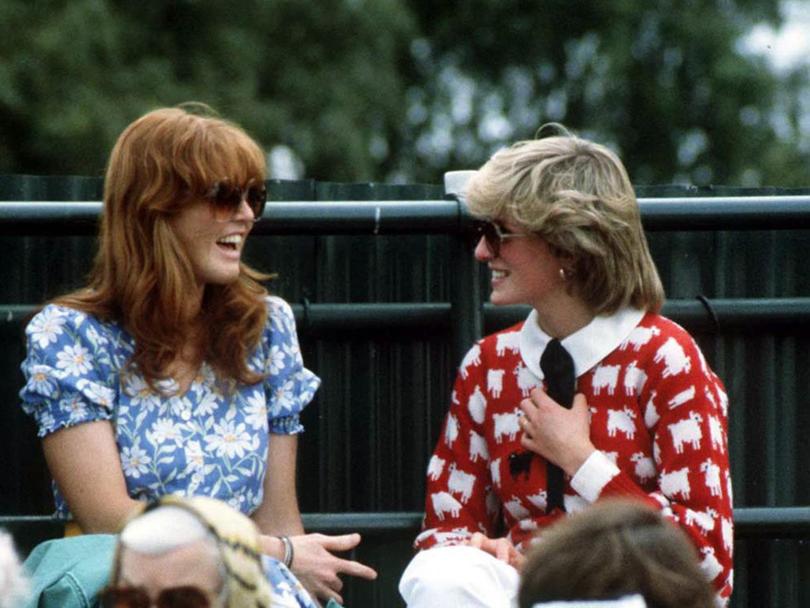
[{"xmin": 519, "ymin": 307, "xmax": 645, "ymax": 380}]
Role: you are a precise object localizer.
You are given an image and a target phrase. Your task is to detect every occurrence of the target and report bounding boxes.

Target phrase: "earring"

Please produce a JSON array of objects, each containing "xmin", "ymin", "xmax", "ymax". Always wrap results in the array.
[{"xmin": 559, "ymin": 267, "xmax": 569, "ymax": 281}]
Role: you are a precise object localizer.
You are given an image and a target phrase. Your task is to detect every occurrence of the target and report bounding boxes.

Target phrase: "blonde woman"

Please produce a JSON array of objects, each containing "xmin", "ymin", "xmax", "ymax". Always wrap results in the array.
[{"xmin": 400, "ymin": 127, "xmax": 732, "ymax": 607}]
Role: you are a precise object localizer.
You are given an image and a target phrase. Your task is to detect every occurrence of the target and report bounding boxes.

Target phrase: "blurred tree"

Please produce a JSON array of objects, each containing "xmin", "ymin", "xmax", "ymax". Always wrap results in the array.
[
  {"xmin": 0, "ymin": 0, "xmax": 415, "ymax": 180},
  {"xmin": 396, "ymin": 0, "xmax": 810, "ymax": 186},
  {"xmin": 0, "ymin": 0, "xmax": 807, "ymax": 186}
]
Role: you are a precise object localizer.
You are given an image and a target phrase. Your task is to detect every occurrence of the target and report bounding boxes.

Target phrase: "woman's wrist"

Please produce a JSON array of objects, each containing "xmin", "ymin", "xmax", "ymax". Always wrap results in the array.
[
  {"xmin": 259, "ymin": 534, "xmax": 286, "ymax": 561},
  {"xmin": 276, "ymin": 535, "xmax": 295, "ymax": 568},
  {"xmin": 562, "ymin": 445, "xmax": 597, "ymax": 477}
]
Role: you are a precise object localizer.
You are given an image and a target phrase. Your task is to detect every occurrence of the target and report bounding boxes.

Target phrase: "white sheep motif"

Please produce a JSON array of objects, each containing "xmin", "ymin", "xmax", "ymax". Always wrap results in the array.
[
  {"xmin": 444, "ymin": 413, "xmax": 459, "ymax": 447},
  {"xmin": 427, "ymin": 455, "xmax": 445, "ymax": 481},
  {"xmin": 493, "ymin": 411, "xmax": 521, "ymax": 443},
  {"xmin": 721, "ymin": 517, "xmax": 733, "ymax": 553},
  {"xmin": 700, "ymin": 459, "xmax": 723, "ymax": 497},
  {"xmin": 459, "ymin": 344, "xmax": 481, "ymax": 379},
  {"xmin": 621, "ymin": 325, "xmax": 661, "ymax": 351},
  {"xmin": 684, "ymin": 507, "xmax": 718, "ymax": 535},
  {"xmin": 699, "ymin": 546, "xmax": 723, "ymax": 582},
  {"xmin": 515, "ymin": 364, "xmax": 539, "ymax": 397},
  {"xmin": 468, "ymin": 429, "xmax": 489, "ymax": 463},
  {"xmin": 431, "ymin": 491, "xmax": 463, "ymax": 520},
  {"xmin": 487, "ymin": 369, "xmax": 505, "ymax": 398},
  {"xmin": 668, "ymin": 385, "xmax": 695, "ymax": 409},
  {"xmin": 607, "ymin": 407, "xmax": 637, "ymax": 440},
  {"xmin": 467, "ymin": 385, "xmax": 487, "ymax": 424},
  {"xmin": 668, "ymin": 411, "xmax": 703, "ymax": 453},
  {"xmin": 592, "ymin": 364, "xmax": 620, "ymax": 396},
  {"xmin": 448, "ymin": 463, "xmax": 477, "ymax": 503},
  {"xmin": 503, "ymin": 496, "xmax": 530, "ymax": 520},
  {"xmin": 709, "ymin": 415, "xmax": 725, "ymax": 453},
  {"xmin": 623, "ymin": 361, "xmax": 647, "ymax": 396},
  {"xmin": 496, "ymin": 332, "xmax": 521, "ymax": 356},
  {"xmin": 527, "ymin": 490, "xmax": 547, "ymax": 510},
  {"xmin": 630, "ymin": 452, "xmax": 656, "ymax": 483},
  {"xmin": 489, "ymin": 458, "xmax": 501, "ymax": 488},
  {"xmin": 660, "ymin": 467, "xmax": 691, "ymax": 500},
  {"xmin": 644, "ymin": 391, "xmax": 660, "ymax": 429},
  {"xmin": 654, "ymin": 338, "xmax": 692, "ymax": 378}
]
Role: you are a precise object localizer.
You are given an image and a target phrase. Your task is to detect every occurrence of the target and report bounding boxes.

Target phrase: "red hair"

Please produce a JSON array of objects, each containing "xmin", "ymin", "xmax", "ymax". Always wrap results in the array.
[{"xmin": 55, "ymin": 106, "xmax": 270, "ymax": 391}]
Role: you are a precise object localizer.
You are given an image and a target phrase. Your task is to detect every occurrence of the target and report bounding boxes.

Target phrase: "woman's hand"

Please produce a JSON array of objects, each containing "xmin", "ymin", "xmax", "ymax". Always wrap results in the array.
[
  {"xmin": 467, "ymin": 532, "xmax": 525, "ymax": 570},
  {"xmin": 519, "ymin": 388, "xmax": 596, "ymax": 476},
  {"xmin": 262, "ymin": 532, "xmax": 377, "ymax": 606}
]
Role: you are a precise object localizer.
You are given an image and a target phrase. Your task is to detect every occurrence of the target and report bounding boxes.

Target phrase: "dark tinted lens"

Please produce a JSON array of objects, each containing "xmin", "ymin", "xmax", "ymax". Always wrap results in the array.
[
  {"xmin": 100, "ymin": 586, "xmax": 151, "ymax": 608},
  {"xmin": 478, "ymin": 221, "xmax": 500, "ymax": 256},
  {"xmin": 246, "ymin": 185, "xmax": 267, "ymax": 219},
  {"xmin": 158, "ymin": 586, "xmax": 211, "ymax": 608}
]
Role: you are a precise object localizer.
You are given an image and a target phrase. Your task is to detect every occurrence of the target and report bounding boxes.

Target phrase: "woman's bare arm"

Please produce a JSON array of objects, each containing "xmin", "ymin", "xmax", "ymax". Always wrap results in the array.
[{"xmin": 42, "ymin": 420, "xmax": 142, "ymax": 533}]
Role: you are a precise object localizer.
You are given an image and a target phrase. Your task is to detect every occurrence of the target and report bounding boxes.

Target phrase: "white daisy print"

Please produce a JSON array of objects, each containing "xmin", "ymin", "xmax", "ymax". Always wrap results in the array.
[
  {"xmin": 28, "ymin": 307, "xmax": 68, "ymax": 349},
  {"xmin": 77, "ymin": 379, "xmax": 114, "ymax": 410},
  {"xmin": 267, "ymin": 345, "xmax": 286, "ymax": 375},
  {"xmin": 55, "ymin": 344, "xmax": 92, "ymax": 377},
  {"xmin": 274, "ymin": 379, "xmax": 298, "ymax": 413},
  {"xmin": 28, "ymin": 367, "xmax": 56, "ymax": 397},
  {"xmin": 244, "ymin": 391, "xmax": 268, "ymax": 431},
  {"xmin": 205, "ymin": 420, "xmax": 252, "ymax": 459},
  {"xmin": 148, "ymin": 418, "xmax": 184, "ymax": 446},
  {"xmin": 121, "ymin": 445, "xmax": 151, "ymax": 479}
]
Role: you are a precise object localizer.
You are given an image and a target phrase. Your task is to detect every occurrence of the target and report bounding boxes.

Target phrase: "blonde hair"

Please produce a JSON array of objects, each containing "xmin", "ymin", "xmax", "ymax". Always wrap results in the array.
[
  {"xmin": 55, "ymin": 105, "xmax": 269, "ymax": 390},
  {"xmin": 466, "ymin": 125, "xmax": 664, "ymax": 314}
]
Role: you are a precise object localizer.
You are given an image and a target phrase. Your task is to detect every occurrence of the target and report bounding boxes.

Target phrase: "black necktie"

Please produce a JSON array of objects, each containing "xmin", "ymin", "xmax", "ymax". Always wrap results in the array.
[{"xmin": 540, "ymin": 338, "xmax": 575, "ymax": 513}]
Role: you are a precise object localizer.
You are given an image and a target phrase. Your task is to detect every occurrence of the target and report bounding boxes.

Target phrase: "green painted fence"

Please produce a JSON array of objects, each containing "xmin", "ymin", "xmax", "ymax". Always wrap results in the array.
[{"xmin": 0, "ymin": 175, "xmax": 808, "ymax": 607}]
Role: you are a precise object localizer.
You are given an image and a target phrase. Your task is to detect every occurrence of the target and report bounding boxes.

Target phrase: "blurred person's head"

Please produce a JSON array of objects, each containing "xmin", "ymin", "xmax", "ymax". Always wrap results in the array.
[
  {"xmin": 466, "ymin": 125, "xmax": 663, "ymax": 316},
  {"xmin": 0, "ymin": 530, "xmax": 28, "ymax": 608},
  {"xmin": 103, "ymin": 495, "xmax": 272, "ymax": 608},
  {"xmin": 518, "ymin": 499, "xmax": 715, "ymax": 608}
]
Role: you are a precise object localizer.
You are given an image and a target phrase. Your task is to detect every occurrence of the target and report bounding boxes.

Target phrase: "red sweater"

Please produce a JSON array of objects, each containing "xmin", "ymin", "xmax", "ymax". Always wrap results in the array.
[{"xmin": 416, "ymin": 311, "xmax": 733, "ymax": 603}]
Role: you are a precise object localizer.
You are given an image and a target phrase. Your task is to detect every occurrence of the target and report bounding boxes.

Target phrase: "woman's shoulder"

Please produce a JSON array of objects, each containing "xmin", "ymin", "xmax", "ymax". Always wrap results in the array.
[
  {"xmin": 25, "ymin": 303, "xmax": 124, "ymax": 351},
  {"xmin": 264, "ymin": 294, "xmax": 294, "ymax": 317}
]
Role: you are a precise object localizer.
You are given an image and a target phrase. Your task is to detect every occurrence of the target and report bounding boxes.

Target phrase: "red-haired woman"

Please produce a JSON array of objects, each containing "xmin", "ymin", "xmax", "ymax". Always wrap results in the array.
[{"xmin": 20, "ymin": 105, "xmax": 375, "ymax": 606}]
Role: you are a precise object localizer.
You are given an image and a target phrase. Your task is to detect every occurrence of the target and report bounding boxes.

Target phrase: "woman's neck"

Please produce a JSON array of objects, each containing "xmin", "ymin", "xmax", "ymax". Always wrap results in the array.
[{"xmin": 533, "ymin": 296, "xmax": 594, "ymax": 340}]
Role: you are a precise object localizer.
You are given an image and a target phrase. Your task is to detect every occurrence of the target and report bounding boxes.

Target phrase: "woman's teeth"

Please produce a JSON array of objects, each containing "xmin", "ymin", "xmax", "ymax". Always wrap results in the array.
[{"xmin": 217, "ymin": 235, "xmax": 242, "ymax": 250}]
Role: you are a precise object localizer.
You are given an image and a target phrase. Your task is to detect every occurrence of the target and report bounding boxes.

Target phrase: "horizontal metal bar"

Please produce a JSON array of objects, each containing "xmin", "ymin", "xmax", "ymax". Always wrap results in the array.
[
  {"xmin": 639, "ymin": 196, "xmax": 810, "ymax": 230},
  {"xmin": 1, "ymin": 196, "xmax": 810, "ymax": 235},
  {"xmin": 2, "ymin": 299, "xmax": 809, "ymax": 335},
  {"xmin": 3, "ymin": 507, "xmax": 809, "ymax": 538},
  {"xmin": 485, "ymin": 298, "xmax": 810, "ymax": 333}
]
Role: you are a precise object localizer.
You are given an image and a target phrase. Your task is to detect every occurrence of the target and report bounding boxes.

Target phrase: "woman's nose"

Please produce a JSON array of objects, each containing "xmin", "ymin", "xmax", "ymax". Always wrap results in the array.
[
  {"xmin": 474, "ymin": 235, "xmax": 493, "ymax": 261},
  {"xmin": 234, "ymin": 197, "xmax": 255, "ymax": 222}
]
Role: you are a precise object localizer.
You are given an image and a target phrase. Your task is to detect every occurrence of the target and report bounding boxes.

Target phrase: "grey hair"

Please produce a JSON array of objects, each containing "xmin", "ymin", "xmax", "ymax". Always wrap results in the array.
[{"xmin": 465, "ymin": 124, "xmax": 664, "ymax": 315}]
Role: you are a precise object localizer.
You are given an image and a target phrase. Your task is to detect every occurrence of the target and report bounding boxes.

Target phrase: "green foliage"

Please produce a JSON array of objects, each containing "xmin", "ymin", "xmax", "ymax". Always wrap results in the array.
[
  {"xmin": 401, "ymin": 0, "xmax": 809, "ymax": 186},
  {"xmin": 0, "ymin": 0, "xmax": 807, "ymax": 186}
]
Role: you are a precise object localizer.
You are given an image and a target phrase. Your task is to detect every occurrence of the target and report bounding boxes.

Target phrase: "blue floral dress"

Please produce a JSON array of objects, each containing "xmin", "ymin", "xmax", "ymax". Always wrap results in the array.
[{"xmin": 19, "ymin": 296, "xmax": 321, "ymax": 521}]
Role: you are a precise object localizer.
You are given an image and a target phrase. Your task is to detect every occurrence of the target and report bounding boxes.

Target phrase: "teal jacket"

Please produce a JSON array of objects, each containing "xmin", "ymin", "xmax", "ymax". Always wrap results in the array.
[{"xmin": 22, "ymin": 535, "xmax": 116, "ymax": 608}]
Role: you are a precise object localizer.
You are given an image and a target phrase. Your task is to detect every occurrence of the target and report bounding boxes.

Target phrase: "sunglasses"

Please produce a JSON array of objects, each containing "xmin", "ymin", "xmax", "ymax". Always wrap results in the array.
[
  {"xmin": 471, "ymin": 219, "xmax": 532, "ymax": 257},
  {"xmin": 99, "ymin": 585, "xmax": 213, "ymax": 608},
  {"xmin": 204, "ymin": 181, "xmax": 267, "ymax": 222}
]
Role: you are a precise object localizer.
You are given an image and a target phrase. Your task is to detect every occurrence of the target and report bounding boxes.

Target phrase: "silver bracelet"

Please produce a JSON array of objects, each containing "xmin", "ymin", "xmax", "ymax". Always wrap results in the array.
[{"xmin": 277, "ymin": 535, "xmax": 294, "ymax": 568}]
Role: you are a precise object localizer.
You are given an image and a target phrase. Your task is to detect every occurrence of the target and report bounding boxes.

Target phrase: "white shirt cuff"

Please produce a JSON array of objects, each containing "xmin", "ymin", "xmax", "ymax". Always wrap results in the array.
[{"xmin": 570, "ymin": 450, "xmax": 621, "ymax": 503}]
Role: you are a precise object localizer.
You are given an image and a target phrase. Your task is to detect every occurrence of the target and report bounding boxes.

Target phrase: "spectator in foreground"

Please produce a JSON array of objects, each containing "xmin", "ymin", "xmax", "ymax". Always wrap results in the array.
[
  {"xmin": 102, "ymin": 494, "xmax": 315, "ymax": 608},
  {"xmin": 519, "ymin": 499, "xmax": 715, "ymax": 608}
]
